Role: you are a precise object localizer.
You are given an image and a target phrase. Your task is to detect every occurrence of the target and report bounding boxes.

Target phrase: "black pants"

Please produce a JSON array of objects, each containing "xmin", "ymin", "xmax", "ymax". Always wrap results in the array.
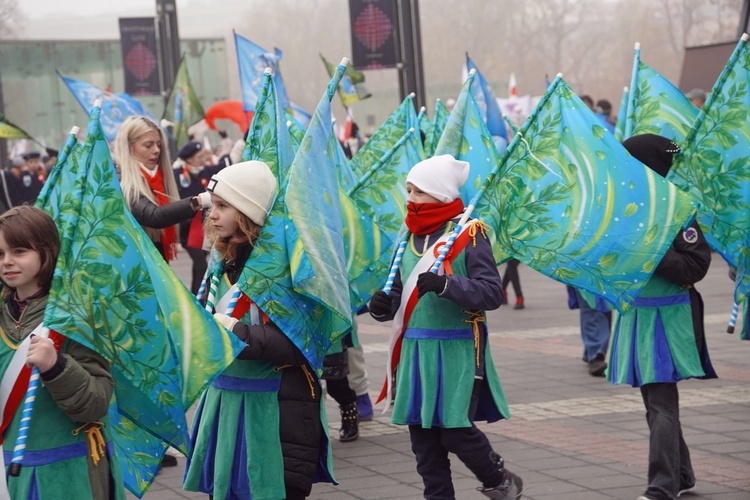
[
  {"xmin": 186, "ymin": 246, "xmax": 208, "ymax": 295},
  {"xmin": 409, "ymin": 381, "xmax": 504, "ymax": 500},
  {"xmin": 640, "ymin": 383, "xmax": 694, "ymax": 500},
  {"xmin": 502, "ymin": 259, "xmax": 523, "ymax": 300},
  {"xmin": 326, "ymin": 376, "xmax": 357, "ymax": 406}
]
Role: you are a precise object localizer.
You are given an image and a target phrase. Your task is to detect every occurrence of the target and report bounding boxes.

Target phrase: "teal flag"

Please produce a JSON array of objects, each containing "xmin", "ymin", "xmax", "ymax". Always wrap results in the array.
[
  {"xmin": 424, "ymin": 99, "xmax": 450, "ymax": 158},
  {"xmin": 345, "ymin": 128, "xmax": 425, "ymax": 309},
  {"xmin": 472, "ymin": 76, "xmax": 699, "ymax": 311},
  {"xmin": 35, "ymin": 104, "xmax": 245, "ymax": 497},
  {"xmin": 162, "ymin": 55, "xmax": 205, "ymax": 148},
  {"xmin": 624, "ymin": 45, "xmax": 698, "ymax": 143},
  {"xmin": 349, "ymin": 95, "xmax": 422, "ymax": 178},
  {"xmin": 669, "ymin": 34, "xmax": 750, "ymax": 302},
  {"xmin": 240, "ymin": 67, "xmax": 351, "ymax": 373},
  {"xmin": 434, "ymin": 71, "xmax": 501, "ymax": 204}
]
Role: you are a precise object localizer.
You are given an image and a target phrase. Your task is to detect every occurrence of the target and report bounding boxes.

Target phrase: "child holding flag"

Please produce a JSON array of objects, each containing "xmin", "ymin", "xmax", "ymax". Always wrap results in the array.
[
  {"xmin": 368, "ymin": 155, "xmax": 523, "ymax": 499},
  {"xmin": 183, "ymin": 160, "xmax": 334, "ymax": 500},
  {"xmin": 0, "ymin": 206, "xmax": 124, "ymax": 499}
]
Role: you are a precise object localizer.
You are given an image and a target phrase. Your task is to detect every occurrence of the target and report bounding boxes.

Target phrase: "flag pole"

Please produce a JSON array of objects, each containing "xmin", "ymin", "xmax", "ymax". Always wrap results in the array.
[
  {"xmin": 624, "ymin": 42, "xmax": 640, "ymax": 140},
  {"xmin": 346, "ymin": 128, "xmax": 415, "ymax": 197}
]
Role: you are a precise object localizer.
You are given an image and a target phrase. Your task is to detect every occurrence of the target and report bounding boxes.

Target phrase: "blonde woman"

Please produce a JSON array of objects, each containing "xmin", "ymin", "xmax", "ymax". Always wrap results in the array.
[{"xmin": 112, "ymin": 116, "xmax": 210, "ymax": 262}]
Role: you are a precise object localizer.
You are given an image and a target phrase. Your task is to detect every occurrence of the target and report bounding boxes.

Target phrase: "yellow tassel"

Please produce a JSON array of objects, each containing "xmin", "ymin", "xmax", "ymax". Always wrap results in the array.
[
  {"xmin": 301, "ymin": 365, "xmax": 317, "ymax": 398},
  {"xmin": 462, "ymin": 310, "xmax": 486, "ymax": 366},
  {"xmin": 72, "ymin": 422, "xmax": 106, "ymax": 467}
]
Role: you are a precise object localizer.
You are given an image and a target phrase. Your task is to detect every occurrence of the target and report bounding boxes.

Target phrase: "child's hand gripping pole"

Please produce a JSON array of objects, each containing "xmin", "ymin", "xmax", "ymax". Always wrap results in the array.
[
  {"xmin": 727, "ymin": 302, "xmax": 739, "ymax": 334},
  {"xmin": 382, "ymin": 240, "xmax": 407, "ymax": 294},
  {"xmin": 8, "ymin": 326, "xmax": 50, "ymax": 477},
  {"xmin": 427, "ymin": 206, "xmax": 475, "ymax": 274}
]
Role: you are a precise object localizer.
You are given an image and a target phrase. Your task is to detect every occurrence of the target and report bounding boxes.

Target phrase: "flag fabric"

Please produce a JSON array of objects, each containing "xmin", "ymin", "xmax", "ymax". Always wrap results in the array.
[
  {"xmin": 434, "ymin": 71, "xmax": 501, "ymax": 205},
  {"xmin": 417, "ymin": 106, "xmax": 431, "ymax": 152},
  {"xmin": 58, "ymin": 73, "xmax": 155, "ymax": 142},
  {"xmin": 345, "ymin": 128, "xmax": 425, "ymax": 309},
  {"xmin": 239, "ymin": 66, "xmax": 351, "ymax": 373},
  {"xmin": 466, "ymin": 54, "xmax": 508, "ymax": 140},
  {"xmin": 290, "ymin": 103, "xmax": 312, "ymax": 128},
  {"xmin": 349, "ymin": 95, "xmax": 421, "ymax": 178},
  {"xmin": 469, "ymin": 76, "xmax": 699, "ymax": 311},
  {"xmin": 624, "ymin": 45, "xmax": 698, "ymax": 143},
  {"xmin": 162, "ymin": 55, "xmax": 205, "ymax": 148},
  {"xmin": 35, "ymin": 104, "xmax": 245, "ymax": 497},
  {"xmin": 613, "ymin": 86, "xmax": 629, "ymax": 141},
  {"xmin": 234, "ymin": 32, "xmax": 291, "ymax": 113},
  {"xmin": 422, "ymin": 99, "xmax": 449, "ymax": 158},
  {"xmin": 320, "ymin": 54, "xmax": 372, "ymax": 108},
  {"xmin": 669, "ymin": 34, "xmax": 750, "ymax": 302},
  {"xmin": 0, "ymin": 113, "xmax": 33, "ymax": 139}
]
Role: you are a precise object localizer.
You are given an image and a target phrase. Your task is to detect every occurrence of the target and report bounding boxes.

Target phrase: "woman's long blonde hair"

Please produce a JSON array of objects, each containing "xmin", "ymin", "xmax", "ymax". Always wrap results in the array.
[{"xmin": 113, "ymin": 116, "xmax": 179, "ymax": 211}]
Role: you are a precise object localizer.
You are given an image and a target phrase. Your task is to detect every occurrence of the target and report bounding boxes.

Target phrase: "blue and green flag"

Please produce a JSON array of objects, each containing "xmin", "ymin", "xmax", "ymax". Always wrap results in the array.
[
  {"xmin": 423, "ymin": 99, "xmax": 450, "ymax": 158},
  {"xmin": 162, "ymin": 55, "xmax": 205, "ymax": 148},
  {"xmin": 466, "ymin": 54, "xmax": 508, "ymax": 141},
  {"xmin": 349, "ymin": 95, "xmax": 421, "ymax": 178},
  {"xmin": 234, "ymin": 32, "xmax": 291, "ymax": 113},
  {"xmin": 35, "ymin": 104, "xmax": 244, "ymax": 497},
  {"xmin": 613, "ymin": 86, "xmax": 629, "ymax": 141},
  {"xmin": 669, "ymin": 34, "xmax": 750, "ymax": 302},
  {"xmin": 240, "ymin": 66, "xmax": 351, "ymax": 373},
  {"xmin": 469, "ymin": 76, "xmax": 699, "ymax": 311},
  {"xmin": 624, "ymin": 44, "xmax": 698, "ymax": 143}
]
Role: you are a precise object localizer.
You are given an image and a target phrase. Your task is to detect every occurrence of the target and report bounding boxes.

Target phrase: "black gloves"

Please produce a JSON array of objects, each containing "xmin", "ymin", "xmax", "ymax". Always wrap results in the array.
[
  {"xmin": 417, "ymin": 272, "xmax": 448, "ymax": 297},
  {"xmin": 369, "ymin": 290, "xmax": 394, "ymax": 318}
]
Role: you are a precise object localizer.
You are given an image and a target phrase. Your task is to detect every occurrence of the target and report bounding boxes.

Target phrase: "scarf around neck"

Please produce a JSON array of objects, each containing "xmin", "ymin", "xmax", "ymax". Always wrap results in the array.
[{"xmin": 405, "ymin": 198, "xmax": 464, "ymax": 235}]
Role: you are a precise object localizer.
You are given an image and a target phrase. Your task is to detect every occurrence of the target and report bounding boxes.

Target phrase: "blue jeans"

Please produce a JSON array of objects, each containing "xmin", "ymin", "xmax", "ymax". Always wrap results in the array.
[
  {"xmin": 640, "ymin": 383, "xmax": 695, "ymax": 500},
  {"xmin": 576, "ymin": 290, "xmax": 610, "ymax": 362}
]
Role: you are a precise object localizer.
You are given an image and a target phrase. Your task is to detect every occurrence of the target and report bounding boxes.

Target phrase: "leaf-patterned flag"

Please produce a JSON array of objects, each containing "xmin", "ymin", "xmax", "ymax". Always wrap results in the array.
[
  {"xmin": 466, "ymin": 54, "xmax": 508, "ymax": 140},
  {"xmin": 349, "ymin": 94, "xmax": 421, "ymax": 178},
  {"xmin": 474, "ymin": 76, "xmax": 699, "ymax": 311},
  {"xmin": 0, "ymin": 112, "xmax": 33, "ymax": 139},
  {"xmin": 346, "ymin": 128, "xmax": 425, "ymax": 309},
  {"xmin": 35, "ymin": 104, "xmax": 245, "ymax": 497},
  {"xmin": 423, "ymin": 99, "xmax": 450, "ymax": 158},
  {"xmin": 240, "ymin": 66, "xmax": 351, "ymax": 373},
  {"xmin": 234, "ymin": 32, "xmax": 291, "ymax": 113},
  {"xmin": 320, "ymin": 53, "xmax": 372, "ymax": 108},
  {"xmin": 162, "ymin": 55, "xmax": 205, "ymax": 148},
  {"xmin": 57, "ymin": 72, "xmax": 155, "ymax": 142},
  {"xmin": 669, "ymin": 34, "xmax": 750, "ymax": 302},
  {"xmin": 624, "ymin": 44, "xmax": 698, "ymax": 143},
  {"xmin": 434, "ymin": 70, "xmax": 502, "ymax": 204}
]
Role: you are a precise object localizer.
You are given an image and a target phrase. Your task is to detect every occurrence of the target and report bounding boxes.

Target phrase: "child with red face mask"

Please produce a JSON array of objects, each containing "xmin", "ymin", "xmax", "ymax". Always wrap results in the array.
[{"xmin": 369, "ymin": 155, "xmax": 523, "ymax": 499}]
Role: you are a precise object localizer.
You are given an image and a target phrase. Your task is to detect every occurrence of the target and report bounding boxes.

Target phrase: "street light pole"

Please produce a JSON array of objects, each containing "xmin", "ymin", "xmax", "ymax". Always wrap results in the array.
[
  {"xmin": 156, "ymin": 0, "xmax": 181, "ymax": 102},
  {"xmin": 396, "ymin": 0, "xmax": 426, "ymax": 111}
]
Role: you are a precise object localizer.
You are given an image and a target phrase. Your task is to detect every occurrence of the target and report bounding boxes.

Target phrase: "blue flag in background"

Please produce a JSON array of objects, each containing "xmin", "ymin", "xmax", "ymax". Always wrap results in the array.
[
  {"xmin": 234, "ymin": 32, "xmax": 291, "ymax": 113},
  {"xmin": 614, "ymin": 86, "xmax": 629, "ymax": 141},
  {"xmin": 466, "ymin": 54, "xmax": 508, "ymax": 140},
  {"xmin": 58, "ymin": 72, "xmax": 155, "ymax": 142}
]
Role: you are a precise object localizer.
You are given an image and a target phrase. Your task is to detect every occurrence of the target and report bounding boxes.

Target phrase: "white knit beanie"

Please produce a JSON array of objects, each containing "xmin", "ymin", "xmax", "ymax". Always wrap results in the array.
[
  {"xmin": 207, "ymin": 160, "xmax": 278, "ymax": 226},
  {"xmin": 406, "ymin": 154, "xmax": 470, "ymax": 202}
]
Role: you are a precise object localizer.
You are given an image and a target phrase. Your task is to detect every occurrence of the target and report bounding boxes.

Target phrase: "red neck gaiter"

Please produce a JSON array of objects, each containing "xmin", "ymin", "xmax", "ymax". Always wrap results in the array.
[{"xmin": 405, "ymin": 198, "xmax": 464, "ymax": 235}]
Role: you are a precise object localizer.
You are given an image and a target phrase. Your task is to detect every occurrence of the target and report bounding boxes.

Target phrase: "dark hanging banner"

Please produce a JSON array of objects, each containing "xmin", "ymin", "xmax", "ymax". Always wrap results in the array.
[
  {"xmin": 349, "ymin": 0, "xmax": 400, "ymax": 70},
  {"xmin": 119, "ymin": 17, "xmax": 161, "ymax": 95}
]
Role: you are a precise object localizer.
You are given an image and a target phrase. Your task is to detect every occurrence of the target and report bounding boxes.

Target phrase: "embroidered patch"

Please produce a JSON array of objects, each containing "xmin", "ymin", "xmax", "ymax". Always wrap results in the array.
[{"xmin": 683, "ymin": 227, "xmax": 698, "ymax": 244}]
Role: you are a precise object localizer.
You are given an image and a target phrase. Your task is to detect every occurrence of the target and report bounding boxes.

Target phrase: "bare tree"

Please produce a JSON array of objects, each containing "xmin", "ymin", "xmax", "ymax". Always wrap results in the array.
[{"xmin": 0, "ymin": 0, "xmax": 24, "ymax": 39}]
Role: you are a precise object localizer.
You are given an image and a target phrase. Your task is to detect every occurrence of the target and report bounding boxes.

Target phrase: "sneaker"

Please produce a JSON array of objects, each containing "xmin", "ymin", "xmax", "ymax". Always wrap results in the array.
[
  {"xmin": 356, "ymin": 393, "xmax": 373, "ymax": 421},
  {"xmin": 588, "ymin": 354, "xmax": 607, "ymax": 377},
  {"xmin": 678, "ymin": 482, "xmax": 696, "ymax": 497},
  {"xmin": 477, "ymin": 470, "xmax": 523, "ymax": 499},
  {"xmin": 513, "ymin": 298, "xmax": 525, "ymax": 310},
  {"xmin": 161, "ymin": 453, "xmax": 178, "ymax": 467}
]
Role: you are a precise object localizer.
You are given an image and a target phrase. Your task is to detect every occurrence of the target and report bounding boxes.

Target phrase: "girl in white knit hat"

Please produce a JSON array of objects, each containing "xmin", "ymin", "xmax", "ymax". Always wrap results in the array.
[
  {"xmin": 368, "ymin": 154, "xmax": 523, "ymax": 499},
  {"xmin": 183, "ymin": 160, "xmax": 334, "ymax": 500}
]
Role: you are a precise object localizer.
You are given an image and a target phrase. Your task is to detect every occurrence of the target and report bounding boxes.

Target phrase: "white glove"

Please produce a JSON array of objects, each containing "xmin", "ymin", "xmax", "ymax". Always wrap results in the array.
[
  {"xmin": 197, "ymin": 191, "xmax": 213, "ymax": 209},
  {"xmin": 214, "ymin": 313, "xmax": 238, "ymax": 331},
  {"xmin": 229, "ymin": 139, "xmax": 246, "ymax": 165}
]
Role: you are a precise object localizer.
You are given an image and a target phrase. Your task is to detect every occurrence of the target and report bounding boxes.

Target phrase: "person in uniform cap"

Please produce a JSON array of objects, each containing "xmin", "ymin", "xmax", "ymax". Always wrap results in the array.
[
  {"xmin": 173, "ymin": 141, "xmax": 228, "ymax": 294},
  {"xmin": 614, "ymin": 134, "xmax": 714, "ymax": 500},
  {"xmin": 43, "ymin": 148, "xmax": 59, "ymax": 173},
  {"xmin": 6, "ymin": 151, "xmax": 45, "ymax": 207},
  {"xmin": 368, "ymin": 154, "xmax": 523, "ymax": 499}
]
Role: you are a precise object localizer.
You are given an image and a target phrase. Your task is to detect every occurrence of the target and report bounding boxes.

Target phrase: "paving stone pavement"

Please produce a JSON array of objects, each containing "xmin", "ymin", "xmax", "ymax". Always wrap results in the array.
[{"xmin": 134, "ymin": 251, "xmax": 750, "ymax": 499}]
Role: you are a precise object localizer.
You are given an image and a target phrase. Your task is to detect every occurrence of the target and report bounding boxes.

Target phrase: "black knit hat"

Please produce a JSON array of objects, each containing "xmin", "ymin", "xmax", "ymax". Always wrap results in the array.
[{"xmin": 622, "ymin": 134, "xmax": 680, "ymax": 178}]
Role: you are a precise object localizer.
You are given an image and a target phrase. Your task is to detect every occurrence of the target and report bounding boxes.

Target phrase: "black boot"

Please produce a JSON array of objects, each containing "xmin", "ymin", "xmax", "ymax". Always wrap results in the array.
[{"xmin": 339, "ymin": 402, "xmax": 359, "ymax": 442}]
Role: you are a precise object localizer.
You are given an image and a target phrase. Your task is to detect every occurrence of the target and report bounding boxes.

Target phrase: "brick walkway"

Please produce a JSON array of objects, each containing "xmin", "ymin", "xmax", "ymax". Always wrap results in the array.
[{"xmin": 136, "ymin": 253, "xmax": 750, "ymax": 499}]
